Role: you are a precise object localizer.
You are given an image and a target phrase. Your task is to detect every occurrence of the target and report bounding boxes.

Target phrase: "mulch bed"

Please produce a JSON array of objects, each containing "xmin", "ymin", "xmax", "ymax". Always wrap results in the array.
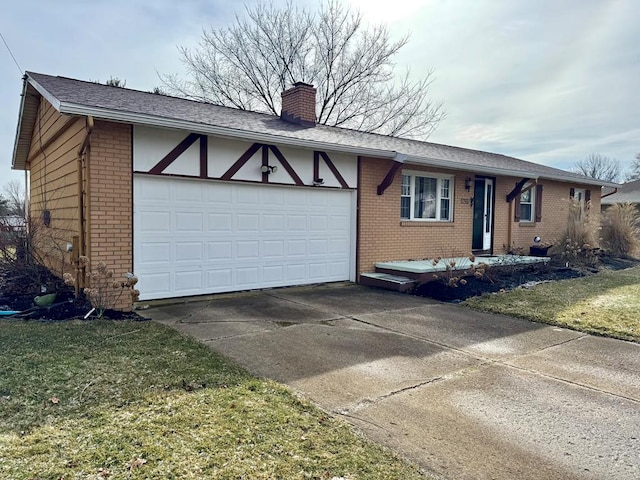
[
  {"xmin": 415, "ymin": 254, "xmax": 640, "ymax": 303},
  {"xmin": 0, "ymin": 264, "xmax": 144, "ymax": 322}
]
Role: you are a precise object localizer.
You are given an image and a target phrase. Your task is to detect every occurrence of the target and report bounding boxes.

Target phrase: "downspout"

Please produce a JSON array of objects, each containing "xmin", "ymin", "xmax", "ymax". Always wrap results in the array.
[
  {"xmin": 76, "ymin": 116, "xmax": 94, "ymax": 294},
  {"xmin": 507, "ymin": 200, "xmax": 513, "ymax": 249}
]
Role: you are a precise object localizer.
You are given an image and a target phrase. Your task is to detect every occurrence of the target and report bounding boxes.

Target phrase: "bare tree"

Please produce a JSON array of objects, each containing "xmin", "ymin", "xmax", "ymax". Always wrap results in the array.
[
  {"xmin": 626, "ymin": 153, "xmax": 640, "ymax": 181},
  {"xmin": 3, "ymin": 180, "xmax": 26, "ymax": 217},
  {"xmin": 160, "ymin": 0, "xmax": 445, "ymax": 139},
  {"xmin": 574, "ymin": 153, "xmax": 620, "ymax": 182}
]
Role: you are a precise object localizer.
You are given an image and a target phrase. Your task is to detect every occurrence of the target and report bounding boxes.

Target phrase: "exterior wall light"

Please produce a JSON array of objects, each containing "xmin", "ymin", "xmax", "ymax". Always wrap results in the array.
[
  {"xmin": 260, "ymin": 165, "xmax": 278, "ymax": 174},
  {"xmin": 465, "ymin": 177, "xmax": 472, "ymax": 191}
]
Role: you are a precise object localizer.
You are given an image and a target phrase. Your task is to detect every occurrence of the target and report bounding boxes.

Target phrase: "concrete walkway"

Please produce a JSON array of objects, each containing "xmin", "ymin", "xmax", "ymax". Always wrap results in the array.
[{"xmin": 144, "ymin": 283, "xmax": 640, "ymax": 480}]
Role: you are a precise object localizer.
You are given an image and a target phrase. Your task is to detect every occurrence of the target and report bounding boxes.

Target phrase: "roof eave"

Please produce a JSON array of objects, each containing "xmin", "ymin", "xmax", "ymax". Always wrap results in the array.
[
  {"xmin": 405, "ymin": 155, "xmax": 617, "ymax": 188},
  {"xmin": 11, "ymin": 77, "xmax": 33, "ymax": 170},
  {"xmin": 404, "ymin": 155, "xmax": 540, "ymax": 181},
  {"xmin": 58, "ymin": 102, "xmax": 400, "ymax": 160},
  {"xmin": 12, "ymin": 74, "xmax": 63, "ymax": 171}
]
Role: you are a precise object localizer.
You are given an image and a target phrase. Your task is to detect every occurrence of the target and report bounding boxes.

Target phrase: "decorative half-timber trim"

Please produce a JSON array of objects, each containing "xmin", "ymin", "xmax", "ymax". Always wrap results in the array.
[
  {"xmin": 147, "ymin": 134, "xmax": 351, "ymax": 189},
  {"xmin": 506, "ymin": 178, "xmax": 530, "ymax": 203},
  {"xmin": 377, "ymin": 162, "xmax": 402, "ymax": 195},
  {"xmin": 314, "ymin": 151, "xmax": 349, "ymax": 188},
  {"xmin": 220, "ymin": 142, "xmax": 262, "ymax": 180},
  {"xmin": 268, "ymin": 145, "xmax": 304, "ymax": 186},
  {"xmin": 149, "ymin": 133, "xmax": 206, "ymax": 175}
]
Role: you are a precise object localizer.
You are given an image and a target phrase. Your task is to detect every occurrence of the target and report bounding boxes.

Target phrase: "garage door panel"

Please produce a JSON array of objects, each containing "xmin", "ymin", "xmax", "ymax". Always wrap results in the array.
[
  {"xmin": 263, "ymin": 240, "xmax": 284, "ymax": 258},
  {"xmin": 286, "ymin": 214, "xmax": 307, "ymax": 231},
  {"xmin": 142, "ymin": 272, "xmax": 172, "ymax": 296},
  {"xmin": 139, "ymin": 242, "xmax": 171, "ymax": 264},
  {"xmin": 261, "ymin": 189, "xmax": 285, "ymax": 206},
  {"xmin": 206, "ymin": 269, "xmax": 233, "ymax": 289},
  {"xmin": 175, "ymin": 241, "xmax": 203, "ymax": 262},
  {"xmin": 287, "ymin": 239, "xmax": 307, "ymax": 256},
  {"xmin": 140, "ymin": 212, "xmax": 170, "ymax": 233},
  {"xmin": 175, "ymin": 212, "xmax": 203, "ymax": 232},
  {"xmin": 135, "ymin": 176, "xmax": 353, "ymax": 300},
  {"xmin": 236, "ymin": 214, "xmax": 259, "ymax": 231},
  {"xmin": 174, "ymin": 183, "xmax": 203, "ymax": 202},
  {"xmin": 308, "ymin": 239, "xmax": 328, "ymax": 255},
  {"xmin": 236, "ymin": 267, "xmax": 259, "ymax": 286},
  {"xmin": 207, "ymin": 213, "xmax": 232, "ymax": 231},
  {"xmin": 237, "ymin": 240, "xmax": 260, "ymax": 258},
  {"xmin": 263, "ymin": 265, "xmax": 284, "ymax": 283},
  {"xmin": 263, "ymin": 214, "xmax": 285, "ymax": 231},
  {"xmin": 207, "ymin": 241, "xmax": 232, "ymax": 260},
  {"xmin": 207, "ymin": 184, "xmax": 233, "ymax": 203},
  {"xmin": 174, "ymin": 270, "xmax": 203, "ymax": 292}
]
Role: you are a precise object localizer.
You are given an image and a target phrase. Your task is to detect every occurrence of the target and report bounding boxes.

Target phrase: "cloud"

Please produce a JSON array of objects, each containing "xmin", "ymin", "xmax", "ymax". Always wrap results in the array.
[{"xmin": 1, "ymin": 0, "xmax": 638, "ymax": 185}]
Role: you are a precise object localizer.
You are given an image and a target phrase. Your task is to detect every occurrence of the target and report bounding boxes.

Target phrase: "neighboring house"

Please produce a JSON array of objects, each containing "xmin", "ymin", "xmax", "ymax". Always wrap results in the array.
[
  {"xmin": 0, "ymin": 215, "xmax": 26, "ymax": 232},
  {"xmin": 11, "ymin": 72, "xmax": 615, "ymax": 308},
  {"xmin": 601, "ymin": 179, "xmax": 640, "ymax": 211}
]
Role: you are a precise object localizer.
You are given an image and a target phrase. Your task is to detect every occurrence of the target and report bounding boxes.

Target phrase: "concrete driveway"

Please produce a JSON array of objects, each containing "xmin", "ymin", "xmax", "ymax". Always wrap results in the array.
[{"xmin": 146, "ymin": 283, "xmax": 640, "ymax": 480}]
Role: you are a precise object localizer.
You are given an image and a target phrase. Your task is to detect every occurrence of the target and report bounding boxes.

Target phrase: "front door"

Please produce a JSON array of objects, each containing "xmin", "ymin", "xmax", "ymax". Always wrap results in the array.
[{"xmin": 472, "ymin": 177, "xmax": 494, "ymax": 252}]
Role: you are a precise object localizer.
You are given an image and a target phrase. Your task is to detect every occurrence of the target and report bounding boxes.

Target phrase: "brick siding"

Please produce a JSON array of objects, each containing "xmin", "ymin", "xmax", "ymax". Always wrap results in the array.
[
  {"xmin": 87, "ymin": 121, "xmax": 133, "ymax": 310},
  {"xmin": 357, "ymin": 156, "xmax": 601, "ymax": 276}
]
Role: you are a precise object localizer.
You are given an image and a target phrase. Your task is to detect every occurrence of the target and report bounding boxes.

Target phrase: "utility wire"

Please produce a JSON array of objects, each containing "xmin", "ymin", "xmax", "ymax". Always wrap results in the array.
[{"xmin": 0, "ymin": 31, "xmax": 23, "ymax": 74}]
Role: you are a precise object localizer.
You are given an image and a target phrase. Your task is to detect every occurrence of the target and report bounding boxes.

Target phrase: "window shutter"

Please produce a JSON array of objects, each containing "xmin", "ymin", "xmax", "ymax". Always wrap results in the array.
[
  {"xmin": 535, "ymin": 184, "xmax": 543, "ymax": 222},
  {"xmin": 569, "ymin": 187, "xmax": 575, "ymax": 198},
  {"xmin": 514, "ymin": 195, "xmax": 521, "ymax": 222},
  {"xmin": 585, "ymin": 189, "xmax": 591, "ymax": 204}
]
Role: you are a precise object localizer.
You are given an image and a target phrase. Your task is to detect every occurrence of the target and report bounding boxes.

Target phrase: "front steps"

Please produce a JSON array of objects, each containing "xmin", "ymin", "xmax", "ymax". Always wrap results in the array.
[{"xmin": 359, "ymin": 272, "xmax": 417, "ymax": 292}]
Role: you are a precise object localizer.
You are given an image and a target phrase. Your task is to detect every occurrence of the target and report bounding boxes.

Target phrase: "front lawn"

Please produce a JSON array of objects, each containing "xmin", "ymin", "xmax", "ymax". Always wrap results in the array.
[
  {"xmin": 463, "ymin": 265, "xmax": 640, "ymax": 342},
  {"xmin": 0, "ymin": 320, "xmax": 425, "ymax": 479}
]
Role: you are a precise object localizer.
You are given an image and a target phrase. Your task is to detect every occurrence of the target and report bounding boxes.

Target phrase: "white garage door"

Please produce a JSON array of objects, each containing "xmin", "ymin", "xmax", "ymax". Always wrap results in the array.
[{"xmin": 134, "ymin": 175, "xmax": 355, "ymax": 300}]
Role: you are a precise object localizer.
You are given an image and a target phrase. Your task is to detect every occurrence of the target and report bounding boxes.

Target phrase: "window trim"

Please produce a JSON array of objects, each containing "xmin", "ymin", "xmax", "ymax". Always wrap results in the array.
[{"xmin": 400, "ymin": 170, "xmax": 454, "ymax": 222}]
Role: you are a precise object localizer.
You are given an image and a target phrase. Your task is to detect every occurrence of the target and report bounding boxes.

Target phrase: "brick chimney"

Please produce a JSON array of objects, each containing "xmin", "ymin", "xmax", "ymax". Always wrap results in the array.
[{"xmin": 281, "ymin": 82, "xmax": 316, "ymax": 127}]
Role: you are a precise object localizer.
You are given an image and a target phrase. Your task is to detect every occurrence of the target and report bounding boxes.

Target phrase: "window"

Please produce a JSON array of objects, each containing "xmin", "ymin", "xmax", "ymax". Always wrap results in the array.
[
  {"xmin": 520, "ymin": 188, "xmax": 534, "ymax": 222},
  {"xmin": 401, "ymin": 175, "xmax": 411, "ymax": 219},
  {"xmin": 400, "ymin": 172, "xmax": 453, "ymax": 221},
  {"xmin": 570, "ymin": 188, "xmax": 590, "ymax": 218},
  {"xmin": 514, "ymin": 183, "xmax": 543, "ymax": 223}
]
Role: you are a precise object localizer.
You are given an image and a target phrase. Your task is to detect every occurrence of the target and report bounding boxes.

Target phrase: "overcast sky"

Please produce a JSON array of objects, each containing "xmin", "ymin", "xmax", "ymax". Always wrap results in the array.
[{"xmin": 1, "ymin": 0, "xmax": 638, "ymax": 187}]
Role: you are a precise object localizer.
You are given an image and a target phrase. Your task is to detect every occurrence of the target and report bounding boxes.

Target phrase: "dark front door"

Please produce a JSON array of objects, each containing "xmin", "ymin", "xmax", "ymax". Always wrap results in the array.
[{"xmin": 472, "ymin": 177, "xmax": 494, "ymax": 251}]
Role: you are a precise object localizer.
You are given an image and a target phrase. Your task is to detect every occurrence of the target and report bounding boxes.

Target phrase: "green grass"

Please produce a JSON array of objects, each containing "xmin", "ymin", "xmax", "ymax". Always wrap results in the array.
[
  {"xmin": 0, "ymin": 320, "xmax": 425, "ymax": 479},
  {"xmin": 463, "ymin": 266, "xmax": 640, "ymax": 342}
]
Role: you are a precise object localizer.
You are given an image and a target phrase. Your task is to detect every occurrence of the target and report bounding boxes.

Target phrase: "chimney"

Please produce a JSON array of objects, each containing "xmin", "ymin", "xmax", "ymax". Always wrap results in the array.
[{"xmin": 281, "ymin": 82, "xmax": 316, "ymax": 127}]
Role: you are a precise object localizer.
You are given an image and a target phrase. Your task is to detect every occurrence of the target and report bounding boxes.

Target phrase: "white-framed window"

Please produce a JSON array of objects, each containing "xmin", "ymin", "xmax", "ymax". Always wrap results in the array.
[
  {"xmin": 572, "ymin": 188, "xmax": 587, "ymax": 218},
  {"xmin": 400, "ymin": 171, "xmax": 453, "ymax": 221},
  {"xmin": 520, "ymin": 188, "xmax": 535, "ymax": 222}
]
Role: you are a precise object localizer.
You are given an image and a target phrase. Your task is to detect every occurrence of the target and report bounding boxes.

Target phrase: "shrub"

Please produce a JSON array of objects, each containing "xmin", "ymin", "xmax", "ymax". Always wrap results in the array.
[
  {"xmin": 552, "ymin": 199, "xmax": 600, "ymax": 267},
  {"xmin": 600, "ymin": 203, "xmax": 640, "ymax": 257},
  {"xmin": 430, "ymin": 254, "xmax": 489, "ymax": 287},
  {"xmin": 64, "ymin": 257, "xmax": 140, "ymax": 317}
]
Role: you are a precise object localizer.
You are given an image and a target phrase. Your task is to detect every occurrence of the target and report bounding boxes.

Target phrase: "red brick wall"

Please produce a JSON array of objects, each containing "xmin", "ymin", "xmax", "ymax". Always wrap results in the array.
[
  {"xmin": 281, "ymin": 83, "xmax": 317, "ymax": 124},
  {"xmin": 87, "ymin": 120, "xmax": 133, "ymax": 310},
  {"xmin": 357, "ymin": 156, "xmax": 602, "ymax": 276}
]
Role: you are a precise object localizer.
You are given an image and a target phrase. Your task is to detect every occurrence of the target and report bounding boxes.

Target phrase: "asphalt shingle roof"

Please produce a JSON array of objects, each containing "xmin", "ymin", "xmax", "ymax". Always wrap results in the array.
[
  {"xmin": 601, "ymin": 179, "xmax": 640, "ymax": 204},
  {"xmin": 15, "ymin": 72, "xmax": 614, "ymax": 187}
]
